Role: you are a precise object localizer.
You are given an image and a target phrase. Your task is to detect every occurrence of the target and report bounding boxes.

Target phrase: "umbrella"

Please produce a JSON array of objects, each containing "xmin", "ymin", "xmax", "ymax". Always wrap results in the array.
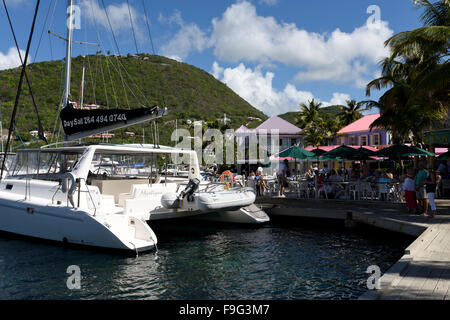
[
  {"xmin": 322, "ymin": 145, "xmax": 376, "ymax": 160},
  {"xmin": 437, "ymin": 151, "xmax": 450, "ymax": 160},
  {"xmin": 375, "ymin": 144, "xmax": 435, "ymax": 158},
  {"xmin": 310, "ymin": 148, "xmax": 326, "ymax": 157},
  {"xmin": 278, "ymin": 146, "xmax": 316, "ymax": 159},
  {"xmin": 278, "ymin": 146, "xmax": 316, "ymax": 177}
]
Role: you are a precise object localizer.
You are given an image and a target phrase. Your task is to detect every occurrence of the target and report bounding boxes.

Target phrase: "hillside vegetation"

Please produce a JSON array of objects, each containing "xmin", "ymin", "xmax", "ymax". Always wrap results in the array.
[{"xmin": 0, "ymin": 54, "xmax": 267, "ymax": 147}]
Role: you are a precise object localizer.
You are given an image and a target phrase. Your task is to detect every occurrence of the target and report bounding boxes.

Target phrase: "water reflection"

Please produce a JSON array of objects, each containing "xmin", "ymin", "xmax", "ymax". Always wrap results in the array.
[{"xmin": 0, "ymin": 221, "xmax": 411, "ymax": 300}]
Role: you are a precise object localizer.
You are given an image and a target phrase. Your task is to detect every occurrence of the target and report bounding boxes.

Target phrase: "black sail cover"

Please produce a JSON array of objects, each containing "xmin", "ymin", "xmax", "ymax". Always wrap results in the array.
[{"xmin": 60, "ymin": 105, "xmax": 162, "ymax": 139}]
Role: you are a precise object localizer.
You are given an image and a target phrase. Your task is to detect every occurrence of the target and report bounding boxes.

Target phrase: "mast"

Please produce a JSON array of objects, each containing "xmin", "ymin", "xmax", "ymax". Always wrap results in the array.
[
  {"xmin": 63, "ymin": 0, "xmax": 74, "ymax": 114},
  {"xmin": 80, "ymin": 66, "xmax": 85, "ymax": 108}
]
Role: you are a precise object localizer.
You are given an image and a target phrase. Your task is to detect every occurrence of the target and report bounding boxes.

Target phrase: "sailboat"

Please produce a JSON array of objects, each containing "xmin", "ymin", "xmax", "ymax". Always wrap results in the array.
[
  {"xmin": 0, "ymin": 0, "xmax": 160, "ymax": 253},
  {"xmin": 0, "ymin": 0, "xmax": 269, "ymax": 255}
]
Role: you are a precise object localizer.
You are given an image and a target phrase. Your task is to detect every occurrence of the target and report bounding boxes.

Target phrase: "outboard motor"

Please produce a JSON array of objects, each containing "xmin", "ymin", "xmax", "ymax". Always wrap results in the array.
[
  {"xmin": 180, "ymin": 178, "xmax": 200, "ymax": 202},
  {"xmin": 161, "ymin": 178, "xmax": 201, "ymax": 210}
]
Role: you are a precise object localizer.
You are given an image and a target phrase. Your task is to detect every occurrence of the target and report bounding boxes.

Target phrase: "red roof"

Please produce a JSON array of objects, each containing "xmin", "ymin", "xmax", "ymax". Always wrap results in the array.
[{"xmin": 338, "ymin": 113, "xmax": 380, "ymax": 134}]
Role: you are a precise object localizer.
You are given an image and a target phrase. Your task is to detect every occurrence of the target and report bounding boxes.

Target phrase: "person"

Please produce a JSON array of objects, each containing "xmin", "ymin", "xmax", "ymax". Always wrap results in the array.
[
  {"xmin": 248, "ymin": 171, "xmax": 255, "ymax": 180},
  {"xmin": 423, "ymin": 164, "xmax": 437, "ymax": 218},
  {"xmin": 255, "ymin": 167, "xmax": 265, "ymax": 196},
  {"xmin": 415, "ymin": 161, "xmax": 429, "ymax": 216},
  {"xmin": 277, "ymin": 159, "xmax": 289, "ymax": 197},
  {"xmin": 386, "ymin": 169, "xmax": 394, "ymax": 180},
  {"xmin": 321, "ymin": 163, "xmax": 328, "ymax": 175},
  {"xmin": 305, "ymin": 169, "xmax": 315, "ymax": 182},
  {"xmin": 403, "ymin": 168, "xmax": 417, "ymax": 214}
]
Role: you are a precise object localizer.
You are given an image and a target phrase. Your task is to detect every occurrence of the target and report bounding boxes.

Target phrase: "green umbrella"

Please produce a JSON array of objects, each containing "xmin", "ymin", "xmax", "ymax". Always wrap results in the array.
[
  {"xmin": 279, "ymin": 146, "xmax": 316, "ymax": 177},
  {"xmin": 322, "ymin": 145, "xmax": 376, "ymax": 160},
  {"xmin": 309, "ymin": 147, "xmax": 341, "ymax": 160},
  {"xmin": 310, "ymin": 148, "xmax": 326, "ymax": 157},
  {"xmin": 279, "ymin": 146, "xmax": 316, "ymax": 159},
  {"xmin": 375, "ymin": 144, "xmax": 435, "ymax": 158},
  {"xmin": 437, "ymin": 151, "xmax": 450, "ymax": 160}
]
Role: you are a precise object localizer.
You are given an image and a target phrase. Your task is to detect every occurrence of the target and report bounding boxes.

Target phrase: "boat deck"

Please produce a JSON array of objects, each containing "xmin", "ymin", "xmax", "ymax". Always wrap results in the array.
[{"xmin": 257, "ymin": 197, "xmax": 450, "ymax": 300}]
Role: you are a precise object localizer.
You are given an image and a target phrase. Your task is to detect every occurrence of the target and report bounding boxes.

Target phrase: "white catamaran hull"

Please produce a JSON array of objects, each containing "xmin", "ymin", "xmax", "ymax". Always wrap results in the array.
[{"xmin": 0, "ymin": 179, "xmax": 157, "ymax": 253}]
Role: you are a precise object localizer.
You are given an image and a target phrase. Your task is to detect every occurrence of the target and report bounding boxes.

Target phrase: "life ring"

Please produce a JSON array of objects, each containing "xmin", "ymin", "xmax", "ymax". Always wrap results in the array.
[
  {"xmin": 61, "ymin": 172, "xmax": 76, "ymax": 196},
  {"xmin": 220, "ymin": 170, "xmax": 234, "ymax": 189}
]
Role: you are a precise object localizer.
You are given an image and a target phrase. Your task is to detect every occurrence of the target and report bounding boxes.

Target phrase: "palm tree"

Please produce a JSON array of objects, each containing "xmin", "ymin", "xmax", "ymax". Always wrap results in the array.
[
  {"xmin": 296, "ymin": 98, "xmax": 322, "ymax": 128},
  {"xmin": 301, "ymin": 122, "xmax": 326, "ymax": 147},
  {"xmin": 363, "ymin": 0, "xmax": 449, "ymax": 144},
  {"xmin": 321, "ymin": 113, "xmax": 343, "ymax": 145},
  {"xmin": 386, "ymin": 0, "xmax": 449, "ymax": 62},
  {"xmin": 338, "ymin": 100, "xmax": 364, "ymax": 126}
]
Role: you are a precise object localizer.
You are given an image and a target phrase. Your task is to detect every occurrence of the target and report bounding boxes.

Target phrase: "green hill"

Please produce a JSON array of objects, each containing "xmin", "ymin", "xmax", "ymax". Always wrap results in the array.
[
  {"xmin": 278, "ymin": 105, "xmax": 342, "ymax": 126},
  {"xmin": 0, "ymin": 54, "xmax": 267, "ymax": 147}
]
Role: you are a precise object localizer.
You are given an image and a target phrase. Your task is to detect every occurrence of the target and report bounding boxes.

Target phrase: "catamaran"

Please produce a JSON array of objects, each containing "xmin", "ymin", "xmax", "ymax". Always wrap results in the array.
[
  {"xmin": 0, "ymin": 0, "xmax": 268, "ymax": 253},
  {"xmin": 0, "ymin": 0, "xmax": 162, "ymax": 253}
]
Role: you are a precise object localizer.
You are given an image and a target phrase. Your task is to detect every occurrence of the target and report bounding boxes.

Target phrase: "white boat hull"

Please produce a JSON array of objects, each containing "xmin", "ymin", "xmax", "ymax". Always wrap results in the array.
[{"xmin": 0, "ymin": 179, "xmax": 157, "ymax": 253}]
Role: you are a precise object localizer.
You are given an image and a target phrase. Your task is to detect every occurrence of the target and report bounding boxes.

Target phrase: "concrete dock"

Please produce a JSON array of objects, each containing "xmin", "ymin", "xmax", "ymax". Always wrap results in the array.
[{"xmin": 256, "ymin": 197, "xmax": 450, "ymax": 300}]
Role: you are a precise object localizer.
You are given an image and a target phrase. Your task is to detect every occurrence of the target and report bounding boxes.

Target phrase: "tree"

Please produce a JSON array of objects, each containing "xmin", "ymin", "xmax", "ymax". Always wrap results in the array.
[
  {"xmin": 296, "ymin": 98, "xmax": 322, "ymax": 129},
  {"xmin": 338, "ymin": 100, "xmax": 364, "ymax": 126},
  {"xmin": 321, "ymin": 113, "xmax": 343, "ymax": 144},
  {"xmin": 363, "ymin": 0, "xmax": 450, "ymax": 144}
]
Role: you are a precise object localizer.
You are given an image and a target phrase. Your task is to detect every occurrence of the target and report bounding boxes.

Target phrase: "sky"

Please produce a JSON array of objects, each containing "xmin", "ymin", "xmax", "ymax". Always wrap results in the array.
[{"xmin": 0, "ymin": 0, "xmax": 424, "ymax": 117}]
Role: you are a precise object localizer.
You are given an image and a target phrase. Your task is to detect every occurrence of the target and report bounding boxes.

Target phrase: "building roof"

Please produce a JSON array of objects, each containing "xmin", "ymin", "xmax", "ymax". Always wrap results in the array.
[
  {"xmin": 254, "ymin": 115, "xmax": 302, "ymax": 135},
  {"xmin": 235, "ymin": 125, "xmax": 252, "ymax": 134},
  {"xmin": 338, "ymin": 113, "xmax": 380, "ymax": 134}
]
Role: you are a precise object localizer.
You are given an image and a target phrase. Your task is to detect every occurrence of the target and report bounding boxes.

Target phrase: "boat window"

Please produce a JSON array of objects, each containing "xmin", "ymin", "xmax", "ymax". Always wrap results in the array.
[{"xmin": 7, "ymin": 151, "xmax": 80, "ymax": 180}]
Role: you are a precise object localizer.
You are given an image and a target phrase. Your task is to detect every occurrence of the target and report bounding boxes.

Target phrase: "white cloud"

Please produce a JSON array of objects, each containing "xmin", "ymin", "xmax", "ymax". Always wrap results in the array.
[
  {"xmin": 322, "ymin": 93, "xmax": 351, "ymax": 107},
  {"xmin": 80, "ymin": 0, "xmax": 145, "ymax": 42},
  {"xmin": 210, "ymin": 1, "xmax": 393, "ymax": 87},
  {"xmin": 159, "ymin": 11, "xmax": 211, "ymax": 61},
  {"xmin": 0, "ymin": 47, "xmax": 27, "ymax": 70},
  {"xmin": 212, "ymin": 61, "xmax": 224, "ymax": 79},
  {"xmin": 212, "ymin": 61, "xmax": 348, "ymax": 116}
]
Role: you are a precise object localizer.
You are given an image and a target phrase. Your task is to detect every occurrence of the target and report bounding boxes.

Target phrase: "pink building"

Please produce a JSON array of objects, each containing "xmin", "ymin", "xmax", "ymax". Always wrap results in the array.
[{"xmin": 335, "ymin": 113, "xmax": 390, "ymax": 147}]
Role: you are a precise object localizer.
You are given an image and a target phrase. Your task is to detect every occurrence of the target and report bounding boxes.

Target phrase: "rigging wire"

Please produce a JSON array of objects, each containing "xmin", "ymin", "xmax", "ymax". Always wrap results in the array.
[
  {"xmin": 1, "ymin": 0, "xmax": 47, "ymax": 144},
  {"xmin": 82, "ymin": 8, "xmax": 97, "ymax": 106},
  {"xmin": 142, "ymin": 0, "xmax": 156, "ymax": 55},
  {"xmin": 100, "ymin": 0, "xmax": 121, "ymax": 55},
  {"xmin": 33, "ymin": 0, "xmax": 54, "ymax": 62},
  {"xmin": 87, "ymin": 0, "xmax": 109, "ymax": 108},
  {"xmin": 126, "ymin": 0, "xmax": 139, "ymax": 54},
  {"xmin": 47, "ymin": 0, "xmax": 59, "ymax": 61},
  {"xmin": 104, "ymin": 57, "xmax": 119, "ymax": 108},
  {"xmin": 1, "ymin": 0, "xmax": 41, "ymax": 179}
]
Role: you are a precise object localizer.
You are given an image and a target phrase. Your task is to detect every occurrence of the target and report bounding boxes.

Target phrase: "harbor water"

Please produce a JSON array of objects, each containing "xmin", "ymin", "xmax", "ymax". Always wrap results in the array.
[{"xmin": 0, "ymin": 219, "xmax": 412, "ymax": 300}]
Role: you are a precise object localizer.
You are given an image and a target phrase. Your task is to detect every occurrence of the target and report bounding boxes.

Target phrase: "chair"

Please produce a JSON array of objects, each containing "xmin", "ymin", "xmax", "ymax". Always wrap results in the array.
[
  {"xmin": 296, "ymin": 181, "xmax": 310, "ymax": 199},
  {"xmin": 348, "ymin": 183, "xmax": 360, "ymax": 200},
  {"xmin": 377, "ymin": 183, "xmax": 390, "ymax": 201},
  {"xmin": 361, "ymin": 182, "xmax": 376, "ymax": 200}
]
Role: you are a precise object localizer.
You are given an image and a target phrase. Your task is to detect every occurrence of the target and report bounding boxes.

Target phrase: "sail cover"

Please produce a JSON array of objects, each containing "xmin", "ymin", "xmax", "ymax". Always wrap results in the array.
[{"xmin": 60, "ymin": 105, "xmax": 168, "ymax": 141}]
